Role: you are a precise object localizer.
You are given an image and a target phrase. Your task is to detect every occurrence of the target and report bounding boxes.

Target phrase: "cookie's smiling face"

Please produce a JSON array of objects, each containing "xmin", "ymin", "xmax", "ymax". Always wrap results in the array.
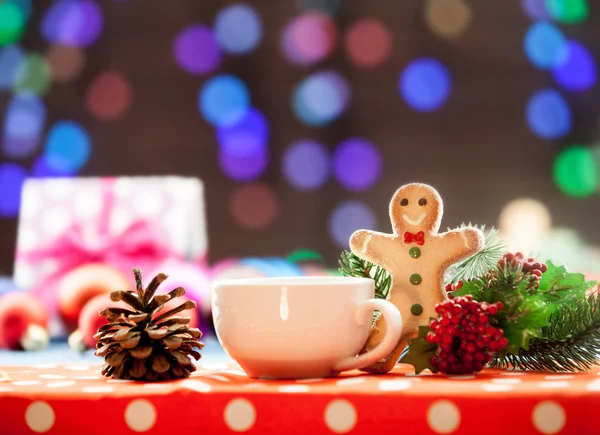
[{"xmin": 390, "ymin": 183, "xmax": 443, "ymax": 233}]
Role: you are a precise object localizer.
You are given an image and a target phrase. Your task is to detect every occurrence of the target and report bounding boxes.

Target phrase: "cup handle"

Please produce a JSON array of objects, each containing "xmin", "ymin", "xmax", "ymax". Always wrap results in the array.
[{"xmin": 332, "ymin": 298, "xmax": 403, "ymax": 372}]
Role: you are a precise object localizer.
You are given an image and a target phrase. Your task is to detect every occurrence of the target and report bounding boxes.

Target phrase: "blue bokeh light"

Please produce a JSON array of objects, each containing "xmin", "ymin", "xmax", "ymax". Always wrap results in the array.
[
  {"xmin": 292, "ymin": 71, "xmax": 351, "ymax": 126},
  {"xmin": 214, "ymin": 4, "xmax": 262, "ymax": 55},
  {"xmin": 2, "ymin": 92, "xmax": 46, "ymax": 159},
  {"xmin": 526, "ymin": 89, "xmax": 571, "ymax": 139},
  {"xmin": 400, "ymin": 58, "xmax": 451, "ymax": 112},
  {"xmin": 282, "ymin": 139, "xmax": 329, "ymax": 191},
  {"xmin": 219, "ymin": 146, "xmax": 268, "ymax": 182},
  {"xmin": 199, "ymin": 75, "xmax": 251, "ymax": 127},
  {"xmin": 41, "ymin": 0, "xmax": 103, "ymax": 48},
  {"xmin": 31, "ymin": 155, "xmax": 72, "ymax": 178},
  {"xmin": 328, "ymin": 201, "xmax": 377, "ymax": 248},
  {"xmin": 333, "ymin": 138, "xmax": 382, "ymax": 191},
  {"xmin": 0, "ymin": 163, "xmax": 28, "ymax": 217},
  {"xmin": 216, "ymin": 108, "xmax": 269, "ymax": 156},
  {"xmin": 552, "ymin": 41, "xmax": 597, "ymax": 91},
  {"xmin": 44, "ymin": 121, "xmax": 91, "ymax": 173},
  {"xmin": 8, "ymin": 0, "xmax": 32, "ymax": 18},
  {"xmin": 524, "ymin": 22, "xmax": 566, "ymax": 69},
  {"xmin": 0, "ymin": 45, "xmax": 24, "ymax": 89}
]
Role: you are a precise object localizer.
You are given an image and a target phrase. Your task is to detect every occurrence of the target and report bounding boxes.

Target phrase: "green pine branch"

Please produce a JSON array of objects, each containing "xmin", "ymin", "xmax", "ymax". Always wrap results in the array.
[
  {"xmin": 338, "ymin": 251, "xmax": 391, "ymax": 300},
  {"xmin": 489, "ymin": 294, "xmax": 600, "ymax": 372}
]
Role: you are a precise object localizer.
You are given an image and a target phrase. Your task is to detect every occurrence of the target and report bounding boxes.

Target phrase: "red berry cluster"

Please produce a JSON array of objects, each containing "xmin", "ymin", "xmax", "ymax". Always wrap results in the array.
[
  {"xmin": 426, "ymin": 295, "xmax": 508, "ymax": 374},
  {"xmin": 444, "ymin": 281, "xmax": 463, "ymax": 293},
  {"xmin": 498, "ymin": 252, "xmax": 548, "ymax": 289}
]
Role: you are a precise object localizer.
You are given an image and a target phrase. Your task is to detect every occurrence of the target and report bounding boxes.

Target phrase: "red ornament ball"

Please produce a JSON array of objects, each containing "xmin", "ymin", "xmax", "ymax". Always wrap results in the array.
[{"xmin": 0, "ymin": 292, "xmax": 49, "ymax": 350}]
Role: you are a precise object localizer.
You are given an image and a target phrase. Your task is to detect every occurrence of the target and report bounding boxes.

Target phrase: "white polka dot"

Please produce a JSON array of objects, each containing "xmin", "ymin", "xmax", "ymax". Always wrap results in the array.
[
  {"xmin": 72, "ymin": 191, "xmax": 102, "ymax": 219},
  {"xmin": 82, "ymin": 386, "xmax": 114, "ymax": 393},
  {"xmin": 586, "ymin": 379, "xmax": 600, "ymax": 391},
  {"xmin": 500, "ymin": 371, "xmax": 525, "ymax": 376},
  {"xmin": 224, "ymin": 398, "xmax": 256, "ymax": 432},
  {"xmin": 39, "ymin": 374, "xmax": 67, "ymax": 380},
  {"xmin": 324, "ymin": 399, "xmax": 357, "ymax": 434},
  {"xmin": 180, "ymin": 379, "xmax": 212, "ymax": 392},
  {"xmin": 41, "ymin": 208, "xmax": 71, "ymax": 236},
  {"xmin": 125, "ymin": 399, "xmax": 157, "ymax": 432},
  {"xmin": 336, "ymin": 377, "xmax": 366, "ymax": 386},
  {"xmin": 64, "ymin": 365, "xmax": 90, "ymax": 371},
  {"xmin": 427, "ymin": 400, "xmax": 461, "ymax": 434},
  {"xmin": 278, "ymin": 385, "xmax": 310, "ymax": 393},
  {"xmin": 491, "ymin": 378, "xmax": 521, "ymax": 384},
  {"xmin": 537, "ymin": 381, "xmax": 570, "ymax": 389},
  {"xmin": 25, "ymin": 401, "xmax": 55, "ymax": 433},
  {"xmin": 46, "ymin": 381, "xmax": 76, "ymax": 388},
  {"xmin": 244, "ymin": 383, "xmax": 265, "ymax": 389},
  {"xmin": 406, "ymin": 370, "xmax": 433, "ymax": 377},
  {"xmin": 532, "ymin": 401, "xmax": 566, "ymax": 434},
  {"xmin": 74, "ymin": 376, "xmax": 101, "ymax": 380},
  {"xmin": 447, "ymin": 375, "xmax": 476, "ymax": 380},
  {"xmin": 545, "ymin": 375, "xmax": 573, "ymax": 380},
  {"xmin": 12, "ymin": 380, "xmax": 41, "ymax": 386},
  {"xmin": 107, "ymin": 379, "xmax": 134, "ymax": 383},
  {"xmin": 481, "ymin": 383, "xmax": 515, "ymax": 392},
  {"xmin": 297, "ymin": 377, "xmax": 325, "ymax": 383},
  {"xmin": 378, "ymin": 379, "xmax": 411, "ymax": 391}
]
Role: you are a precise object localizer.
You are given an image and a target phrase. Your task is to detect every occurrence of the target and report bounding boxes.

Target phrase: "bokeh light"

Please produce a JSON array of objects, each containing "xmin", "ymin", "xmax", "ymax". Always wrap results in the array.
[
  {"xmin": 296, "ymin": 0, "xmax": 341, "ymax": 16},
  {"xmin": 553, "ymin": 145, "xmax": 597, "ymax": 197},
  {"xmin": 328, "ymin": 201, "xmax": 377, "ymax": 248},
  {"xmin": 333, "ymin": 138, "xmax": 382, "ymax": 191},
  {"xmin": 44, "ymin": 121, "xmax": 91, "ymax": 174},
  {"xmin": 400, "ymin": 58, "xmax": 451, "ymax": 112},
  {"xmin": 214, "ymin": 4, "xmax": 262, "ymax": 55},
  {"xmin": 281, "ymin": 12, "xmax": 337, "ymax": 66},
  {"xmin": 173, "ymin": 25, "xmax": 222, "ymax": 75},
  {"xmin": 499, "ymin": 198, "xmax": 552, "ymax": 254},
  {"xmin": 230, "ymin": 183, "xmax": 279, "ymax": 229},
  {"xmin": 199, "ymin": 75, "xmax": 250, "ymax": 127},
  {"xmin": 41, "ymin": 0, "xmax": 104, "ymax": 47},
  {"xmin": 282, "ymin": 139, "xmax": 329, "ymax": 191},
  {"xmin": 2, "ymin": 92, "xmax": 45, "ymax": 159},
  {"xmin": 345, "ymin": 19, "xmax": 391, "ymax": 67},
  {"xmin": 0, "ymin": 45, "xmax": 24, "ymax": 89},
  {"xmin": 7, "ymin": 0, "xmax": 32, "ymax": 18},
  {"xmin": 85, "ymin": 70, "xmax": 133, "ymax": 120},
  {"xmin": 13, "ymin": 53, "xmax": 51, "ymax": 95},
  {"xmin": 217, "ymin": 108, "xmax": 269, "ymax": 156},
  {"xmin": 526, "ymin": 89, "xmax": 571, "ymax": 139},
  {"xmin": 219, "ymin": 146, "xmax": 268, "ymax": 182},
  {"xmin": 524, "ymin": 22, "xmax": 566, "ymax": 69},
  {"xmin": 0, "ymin": 2, "xmax": 24, "ymax": 47},
  {"xmin": 46, "ymin": 44, "xmax": 85, "ymax": 83},
  {"xmin": 521, "ymin": 0, "xmax": 551, "ymax": 20},
  {"xmin": 31, "ymin": 156, "xmax": 71, "ymax": 178},
  {"xmin": 546, "ymin": 0, "xmax": 589, "ymax": 24},
  {"xmin": 552, "ymin": 41, "xmax": 597, "ymax": 91},
  {"xmin": 0, "ymin": 163, "xmax": 27, "ymax": 217},
  {"xmin": 292, "ymin": 70, "xmax": 351, "ymax": 126},
  {"xmin": 425, "ymin": 0, "xmax": 472, "ymax": 38}
]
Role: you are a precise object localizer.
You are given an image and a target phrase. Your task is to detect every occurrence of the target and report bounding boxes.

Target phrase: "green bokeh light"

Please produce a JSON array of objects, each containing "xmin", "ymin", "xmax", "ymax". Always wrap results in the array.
[
  {"xmin": 0, "ymin": 2, "xmax": 24, "ymax": 46},
  {"xmin": 545, "ymin": 0, "xmax": 589, "ymax": 24},
  {"xmin": 287, "ymin": 249, "xmax": 324, "ymax": 263},
  {"xmin": 14, "ymin": 53, "xmax": 51, "ymax": 95},
  {"xmin": 553, "ymin": 145, "xmax": 597, "ymax": 197}
]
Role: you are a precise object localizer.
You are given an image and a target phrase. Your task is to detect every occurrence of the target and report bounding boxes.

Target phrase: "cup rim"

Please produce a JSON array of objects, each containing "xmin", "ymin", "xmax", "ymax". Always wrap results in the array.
[{"xmin": 212, "ymin": 275, "xmax": 374, "ymax": 287}]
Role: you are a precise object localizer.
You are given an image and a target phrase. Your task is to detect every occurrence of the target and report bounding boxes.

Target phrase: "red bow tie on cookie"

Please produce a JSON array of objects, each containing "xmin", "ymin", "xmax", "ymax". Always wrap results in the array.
[{"xmin": 404, "ymin": 231, "xmax": 425, "ymax": 246}]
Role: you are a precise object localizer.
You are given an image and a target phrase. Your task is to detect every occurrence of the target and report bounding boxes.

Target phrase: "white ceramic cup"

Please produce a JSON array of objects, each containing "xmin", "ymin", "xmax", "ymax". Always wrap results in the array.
[{"xmin": 212, "ymin": 276, "xmax": 403, "ymax": 379}]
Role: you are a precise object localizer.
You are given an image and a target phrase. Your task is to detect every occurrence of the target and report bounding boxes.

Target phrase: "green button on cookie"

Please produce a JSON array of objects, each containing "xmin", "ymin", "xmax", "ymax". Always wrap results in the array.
[
  {"xmin": 409, "ymin": 274, "xmax": 422, "ymax": 285},
  {"xmin": 409, "ymin": 247, "xmax": 421, "ymax": 259},
  {"xmin": 411, "ymin": 303, "xmax": 423, "ymax": 316}
]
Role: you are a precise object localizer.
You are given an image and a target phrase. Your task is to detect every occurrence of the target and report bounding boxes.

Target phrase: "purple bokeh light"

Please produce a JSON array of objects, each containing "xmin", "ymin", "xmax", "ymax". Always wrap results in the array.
[
  {"xmin": 41, "ymin": 0, "xmax": 103, "ymax": 48},
  {"xmin": 328, "ymin": 201, "xmax": 376, "ymax": 248},
  {"xmin": 552, "ymin": 41, "xmax": 597, "ymax": 91},
  {"xmin": 31, "ymin": 155, "xmax": 73, "ymax": 177},
  {"xmin": 219, "ymin": 147, "xmax": 268, "ymax": 182},
  {"xmin": 333, "ymin": 138, "xmax": 382, "ymax": 191},
  {"xmin": 216, "ymin": 108, "xmax": 269, "ymax": 157},
  {"xmin": 282, "ymin": 139, "xmax": 329, "ymax": 191},
  {"xmin": 174, "ymin": 25, "xmax": 222, "ymax": 75},
  {"xmin": 0, "ymin": 163, "xmax": 28, "ymax": 217},
  {"xmin": 520, "ymin": 0, "xmax": 551, "ymax": 20}
]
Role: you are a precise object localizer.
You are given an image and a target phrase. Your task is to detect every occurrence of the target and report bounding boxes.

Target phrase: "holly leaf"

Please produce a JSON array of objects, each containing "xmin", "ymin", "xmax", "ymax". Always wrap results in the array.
[
  {"xmin": 398, "ymin": 325, "xmax": 439, "ymax": 374},
  {"xmin": 538, "ymin": 260, "xmax": 595, "ymax": 303}
]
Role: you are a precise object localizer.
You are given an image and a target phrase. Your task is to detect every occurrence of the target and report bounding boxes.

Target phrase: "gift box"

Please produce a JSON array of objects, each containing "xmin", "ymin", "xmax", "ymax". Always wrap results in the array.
[{"xmin": 13, "ymin": 176, "xmax": 208, "ymax": 327}]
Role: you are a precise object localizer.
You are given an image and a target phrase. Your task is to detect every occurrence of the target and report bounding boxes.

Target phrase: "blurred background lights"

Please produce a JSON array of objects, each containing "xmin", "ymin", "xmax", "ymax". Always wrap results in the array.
[
  {"xmin": 14, "ymin": 53, "xmax": 51, "ymax": 95},
  {"xmin": 546, "ymin": 0, "xmax": 589, "ymax": 24},
  {"xmin": 219, "ymin": 146, "xmax": 268, "ymax": 182},
  {"xmin": 524, "ymin": 22, "xmax": 566, "ymax": 69},
  {"xmin": 526, "ymin": 89, "xmax": 571, "ymax": 139},
  {"xmin": 217, "ymin": 108, "xmax": 269, "ymax": 157},
  {"xmin": 46, "ymin": 44, "xmax": 85, "ymax": 83},
  {"xmin": 173, "ymin": 25, "xmax": 222, "ymax": 75},
  {"xmin": 31, "ymin": 156, "xmax": 70, "ymax": 178},
  {"xmin": 282, "ymin": 139, "xmax": 329, "ymax": 191},
  {"xmin": 553, "ymin": 145, "xmax": 597, "ymax": 197},
  {"xmin": 521, "ymin": 0, "xmax": 551, "ymax": 20},
  {"xmin": 296, "ymin": 0, "xmax": 341, "ymax": 16},
  {"xmin": 44, "ymin": 121, "xmax": 91, "ymax": 174},
  {"xmin": 199, "ymin": 75, "xmax": 250, "ymax": 127},
  {"xmin": 41, "ymin": 0, "xmax": 103, "ymax": 48},
  {"xmin": 281, "ymin": 12, "xmax": 337, "ymax": 66},
  {"xmin": 0, "ymin": 45, "xmax": 24, "ymax": 89},
  {"xmin": 2, "ymin": 93, "xmax": 45, "ymax": 159},
  {"xmin": 293, "ymin": 71, "xmax": 350, "ymax": 126},
  {"xmin": 230, "ymin": 183, "xmax": 279, "ymax": 230},
  {"xmin": 0, "ymin": 163, "xmax": 27, "ymax": 217},
  {"xmin": 328, "ymin": 201, "xmax": 376, "ymax": 248},
  {"xmin": 400, "ymin": 58, "xmax": 451, "ymax": 112},
  {"xmin": 0, "ymin": 2, "xmax": 24, "ymax": 46},
  {"xmin": 333, "ymin": 138, "xmax": 382, "ymax": 191},
  {"xmin": 7, "ymin": 0, "xmax": 32, "ymax": 19},
  {"xmin": 425, "ymin": 0, "xmax": 472, "ymax": 38},
  {"xmin": 214, "ymin": 4, "xmax": 262, "ymax": 55},
  {"xmin": 345, "ymin": 19, "xmax": 392, "ymax": 67},
  {"xmin": 498, "ymin": 198, "xmax": 551, "ymax": 254},
  {"xmin": 85, "ymin": 70, "xmax": 133, "ymax": 121},
  {"xmin": 552, "ymin": 41, "xmax": 597, "ymax": 91}
]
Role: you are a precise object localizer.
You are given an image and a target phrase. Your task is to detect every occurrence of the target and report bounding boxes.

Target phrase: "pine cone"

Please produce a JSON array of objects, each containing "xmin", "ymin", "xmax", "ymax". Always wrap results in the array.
[{"xmin": 94, "ymin": 269, "xmax": 204, "ymax": 381}]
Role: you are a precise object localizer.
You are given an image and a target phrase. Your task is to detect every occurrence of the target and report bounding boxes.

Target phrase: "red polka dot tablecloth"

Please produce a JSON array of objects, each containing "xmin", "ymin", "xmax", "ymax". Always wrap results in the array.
[{"xmin": 1, "ymin": 363, "xmax": 599, "ymax": 434}]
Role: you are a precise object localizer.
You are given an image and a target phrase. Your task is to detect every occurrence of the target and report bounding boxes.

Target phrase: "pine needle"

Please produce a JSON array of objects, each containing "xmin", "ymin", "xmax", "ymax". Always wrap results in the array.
[{"xmin": 338, "ymin": 251, "xmax": 391, "ymax": 300}]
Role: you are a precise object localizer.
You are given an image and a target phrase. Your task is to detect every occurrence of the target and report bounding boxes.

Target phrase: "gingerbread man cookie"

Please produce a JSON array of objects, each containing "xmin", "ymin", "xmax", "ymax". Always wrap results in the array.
[{"xmin": 349, "ymin": 183, "xmax": 484, "ymax": 374}]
